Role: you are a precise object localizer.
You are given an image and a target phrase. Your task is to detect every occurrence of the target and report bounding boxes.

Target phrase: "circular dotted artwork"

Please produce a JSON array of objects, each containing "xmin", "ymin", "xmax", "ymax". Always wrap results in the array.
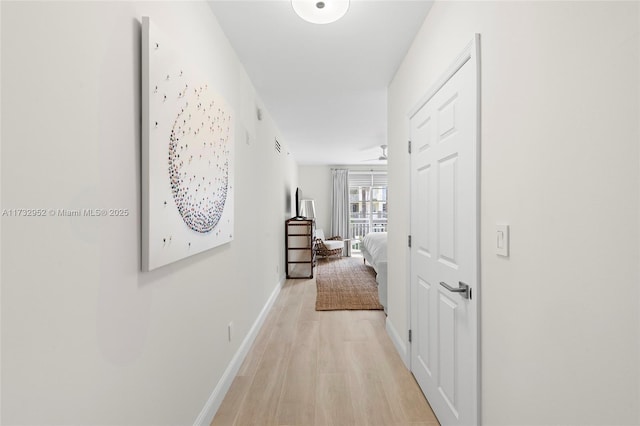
[
  {"xmin": 168, "ymin": 84, "xmax": 231, "ymax": 233},
  {"xmin": 144, "ymin": 19, "xmax": 235, "ymax": 271}
]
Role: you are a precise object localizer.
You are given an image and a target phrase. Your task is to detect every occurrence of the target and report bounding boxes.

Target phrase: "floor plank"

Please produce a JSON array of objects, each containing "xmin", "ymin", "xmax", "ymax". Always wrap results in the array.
[
  {"xmin": 211, "ymin": 276, "xmax": 440, "ymax": 426},
  {"xmin": 276, "ymin": 319, "xmax": 319, "ymax": 425},
  {"xmin": 315, "ymin": 372, "xmax": 355, "ymax": 426}
]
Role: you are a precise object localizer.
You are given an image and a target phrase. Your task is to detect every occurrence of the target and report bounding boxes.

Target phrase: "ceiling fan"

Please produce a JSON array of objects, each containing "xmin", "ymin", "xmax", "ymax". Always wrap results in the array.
[{"xmin": 362, "ymin": 144, "xmax": 388, "ymax": 162}]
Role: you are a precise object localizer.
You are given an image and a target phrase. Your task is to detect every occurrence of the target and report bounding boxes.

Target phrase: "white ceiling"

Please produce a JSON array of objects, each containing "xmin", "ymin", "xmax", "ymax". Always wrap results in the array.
[{"xmin": 208, "ymin": 0, "xmax": 433, "ymax": 165}]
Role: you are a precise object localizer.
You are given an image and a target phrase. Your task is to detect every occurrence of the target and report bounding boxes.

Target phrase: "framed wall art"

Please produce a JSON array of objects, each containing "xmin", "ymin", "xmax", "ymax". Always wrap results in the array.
[{"xmin": 141, "ymin": 16, "xmax": 234, "ymax": 271}]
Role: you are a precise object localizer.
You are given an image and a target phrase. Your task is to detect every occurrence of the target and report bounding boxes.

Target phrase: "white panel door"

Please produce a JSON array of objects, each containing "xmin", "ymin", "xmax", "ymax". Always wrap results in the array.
[{"xmin": 410, "ymin": 42, "xmax": 479, "ymax": 426}]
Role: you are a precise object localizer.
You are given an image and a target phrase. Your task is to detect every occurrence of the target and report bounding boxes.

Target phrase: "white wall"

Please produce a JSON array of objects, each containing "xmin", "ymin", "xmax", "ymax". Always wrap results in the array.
[
  {"xmin": 1, "ymin": 2, "xmax": 297, "ymax": 424},
  {"xmin": 388, "ymin": 1, "xmax": 639, "ymax": 424},
  {"xmin": 298, "ymin": 166, "xmax": 332, "ymax": 233}
]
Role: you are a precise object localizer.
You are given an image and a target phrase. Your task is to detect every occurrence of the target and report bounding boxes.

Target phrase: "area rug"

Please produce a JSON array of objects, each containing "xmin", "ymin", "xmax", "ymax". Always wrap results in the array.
[{"xmin": 315, "ymin": 257, "xmax": 384, "ymax": 311}]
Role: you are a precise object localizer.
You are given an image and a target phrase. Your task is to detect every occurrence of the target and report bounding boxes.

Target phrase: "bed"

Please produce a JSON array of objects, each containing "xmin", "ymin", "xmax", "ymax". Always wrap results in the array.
[{"xmin": 361, "ymin": 232, "xmax": 388, "ymax": 312}]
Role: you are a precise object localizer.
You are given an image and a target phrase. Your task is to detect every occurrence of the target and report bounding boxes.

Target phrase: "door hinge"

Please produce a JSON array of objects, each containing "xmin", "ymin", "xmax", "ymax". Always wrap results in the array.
[
  {"xmin": 408, "ymin": 329, "xmax": 412, "ymax": 343},
  {"xmin": 408, "ymin": 140, "xmax": 412, "ymax": 154},
  {"xmin": 408, "ymin": 235, "xmax": 412, "ymax": 248}
]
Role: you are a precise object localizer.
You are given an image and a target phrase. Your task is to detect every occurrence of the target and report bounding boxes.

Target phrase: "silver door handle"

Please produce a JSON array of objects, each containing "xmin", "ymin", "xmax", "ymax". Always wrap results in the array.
[{"xmin": 439, "ymin": 281, "xmax": 470, "ymax": 299}]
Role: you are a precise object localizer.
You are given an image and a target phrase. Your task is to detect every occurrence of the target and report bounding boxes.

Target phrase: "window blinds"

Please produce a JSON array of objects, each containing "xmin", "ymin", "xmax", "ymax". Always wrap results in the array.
[{"xmin": 348, "ymin": 171, "xmax": 388, "ymax": 187}]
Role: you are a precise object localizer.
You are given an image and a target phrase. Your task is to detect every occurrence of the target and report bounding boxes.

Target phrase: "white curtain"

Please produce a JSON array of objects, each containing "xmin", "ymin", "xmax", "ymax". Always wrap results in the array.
[{"xmin": 331, "ymin": 169, "xmax": 349, "ymax": 237}]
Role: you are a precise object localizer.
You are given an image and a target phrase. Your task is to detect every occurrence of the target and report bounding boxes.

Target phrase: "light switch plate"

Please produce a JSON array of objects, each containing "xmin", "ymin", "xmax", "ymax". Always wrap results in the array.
[{"xmin": 496, "ymin": 224, "xmax": 509, "ymax": 257}]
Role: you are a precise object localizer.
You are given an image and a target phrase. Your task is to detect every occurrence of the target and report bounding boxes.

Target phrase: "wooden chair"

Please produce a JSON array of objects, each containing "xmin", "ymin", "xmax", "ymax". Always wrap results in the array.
[{"xmin": 315, "ymin": 229, "xmax": 343, "ymax": 258}]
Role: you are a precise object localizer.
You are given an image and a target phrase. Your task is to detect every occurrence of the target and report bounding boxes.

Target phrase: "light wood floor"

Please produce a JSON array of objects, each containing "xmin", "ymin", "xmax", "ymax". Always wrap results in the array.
[{"xmin": 211, "ymin": 275, "xmax": 440, "ymax": 426}]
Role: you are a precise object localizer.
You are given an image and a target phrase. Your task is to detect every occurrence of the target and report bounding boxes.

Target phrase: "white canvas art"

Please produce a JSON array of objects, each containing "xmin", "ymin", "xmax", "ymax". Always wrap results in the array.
[{"xmin": 141, "ymin": 16, "xmax": 234, "ymax": 271}]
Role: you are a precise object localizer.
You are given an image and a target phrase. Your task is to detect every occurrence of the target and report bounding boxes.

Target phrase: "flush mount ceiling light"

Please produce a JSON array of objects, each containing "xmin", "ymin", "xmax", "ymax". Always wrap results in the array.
[{"xmin": 292, "ymin": 0, "xmax": 350, "ymax": 24}]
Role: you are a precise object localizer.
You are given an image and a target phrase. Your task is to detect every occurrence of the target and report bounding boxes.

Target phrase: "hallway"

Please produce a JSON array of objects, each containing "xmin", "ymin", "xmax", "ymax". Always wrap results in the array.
[{"xmin": 212, "ymin": 277, "xmax": 439, "ymax": 425}]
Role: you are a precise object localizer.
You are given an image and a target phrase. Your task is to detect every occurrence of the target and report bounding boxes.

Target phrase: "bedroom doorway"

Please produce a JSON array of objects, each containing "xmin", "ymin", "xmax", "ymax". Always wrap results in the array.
[{"xmin": 408, "ymin": 36, "xmax": 480, "ymax": 426}]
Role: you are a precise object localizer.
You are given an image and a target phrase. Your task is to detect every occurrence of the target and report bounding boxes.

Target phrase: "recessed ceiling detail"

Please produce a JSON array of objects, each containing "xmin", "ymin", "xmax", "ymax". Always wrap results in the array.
[{"xmin": 291, "ymin": 0, "xmax": 350, "ymax": 24}]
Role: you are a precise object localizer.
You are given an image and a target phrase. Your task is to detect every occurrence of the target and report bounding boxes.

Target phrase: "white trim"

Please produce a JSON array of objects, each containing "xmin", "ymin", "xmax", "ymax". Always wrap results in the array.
[
  {"xmin": 193, "ymin": 278, "xmax": 285, "ymax": 426},
  {"xmin": 408, "ymin": 36, "xmax": 476, "ymax": 120},
  {"xmin": 405, "ymin": 113, "xmax": 413, "ymax": 375},
  {"xmin": 472, "ymin": 33, "xmax": 483, "ymax": 425},
  {"xmin": 385, "ymin": 316, "xmax": 409, "ymax": 369}
]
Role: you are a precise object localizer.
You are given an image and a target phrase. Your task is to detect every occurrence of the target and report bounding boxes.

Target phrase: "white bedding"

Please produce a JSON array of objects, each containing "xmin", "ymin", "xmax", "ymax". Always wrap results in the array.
[{"xmin": 361, "ymin": 232, "xmax": 388, "ymax": 311}]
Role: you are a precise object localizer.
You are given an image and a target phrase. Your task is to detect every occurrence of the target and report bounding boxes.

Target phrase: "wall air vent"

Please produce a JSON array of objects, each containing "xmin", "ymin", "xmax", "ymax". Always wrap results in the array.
[{"xmin": 275, "ymin": 138, "xmax": 281, "ymax": 153}]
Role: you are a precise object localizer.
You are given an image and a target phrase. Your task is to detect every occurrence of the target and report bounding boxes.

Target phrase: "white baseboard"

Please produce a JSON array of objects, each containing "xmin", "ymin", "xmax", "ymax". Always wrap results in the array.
[
  {"xmin": 193, "ymin": 278, "xmax": 284, "ymax": 426},
  {"xmin": 386, "ymin": 316, "xmax": 410, "ymax": 369}
]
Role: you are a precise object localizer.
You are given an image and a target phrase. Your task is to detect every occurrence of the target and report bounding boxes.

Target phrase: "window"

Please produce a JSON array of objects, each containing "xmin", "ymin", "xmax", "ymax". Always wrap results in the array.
[{"xmin": 348, "ymin": 171, "xmax": 387, "ymax": 249}]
